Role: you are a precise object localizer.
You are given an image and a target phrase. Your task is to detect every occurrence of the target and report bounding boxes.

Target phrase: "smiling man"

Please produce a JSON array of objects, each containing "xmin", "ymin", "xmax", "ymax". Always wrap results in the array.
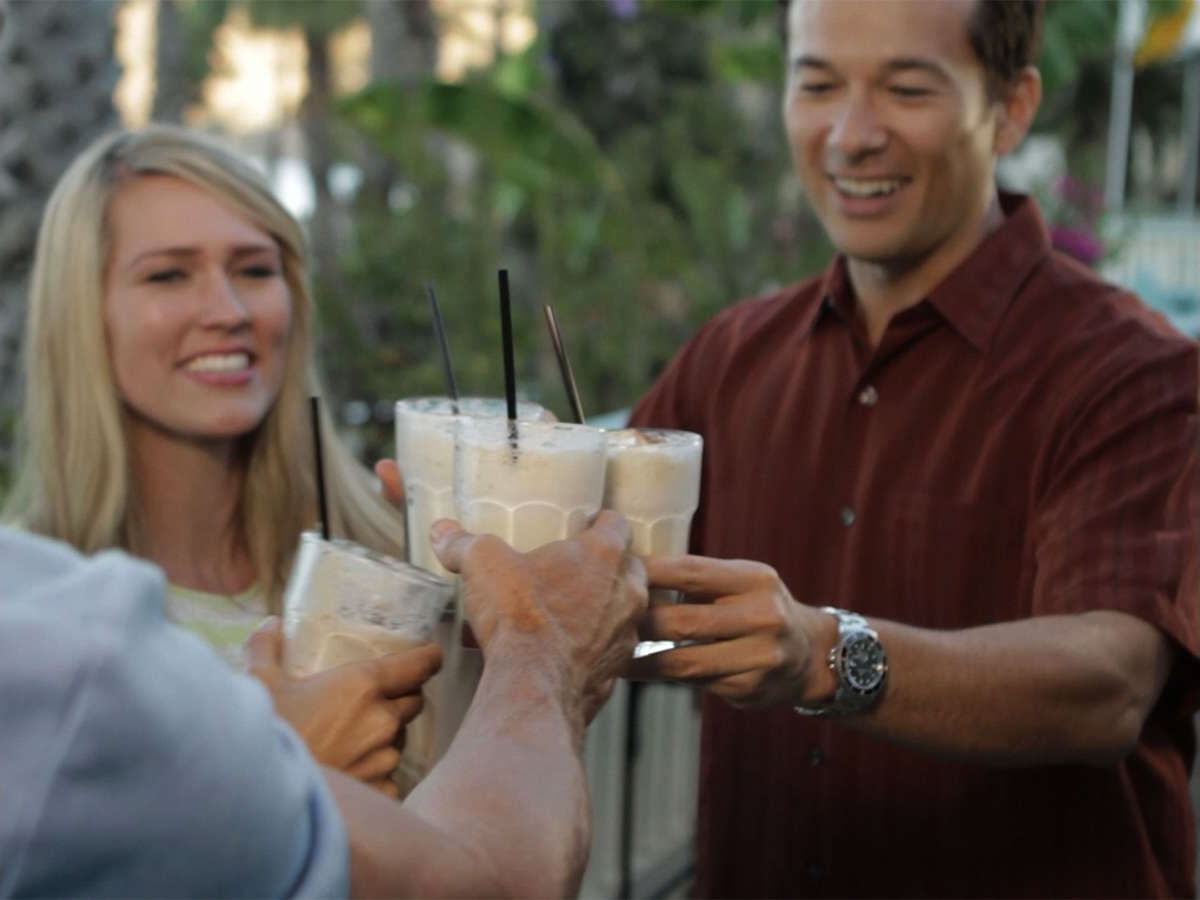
[{"xmin": 629, "ymin": 0, "xmax": 1200, "ymax": 897}]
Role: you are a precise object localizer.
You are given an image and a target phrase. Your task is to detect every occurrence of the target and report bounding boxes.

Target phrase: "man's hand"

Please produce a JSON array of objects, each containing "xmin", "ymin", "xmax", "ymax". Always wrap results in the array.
[
  {"xmin": 431, "ymin": 510, "xmax": 648, "ymax": 723},
  {"xmin": 245, "ymin": 618, "xmax": 442, "ymax": 796},
  {"xmin": 628, "ymin": 555, "xmax": 835, "ymax": 708},
  {"xmin": 375, "ymin": 458, "xmax": 405, "ymax": 510}
]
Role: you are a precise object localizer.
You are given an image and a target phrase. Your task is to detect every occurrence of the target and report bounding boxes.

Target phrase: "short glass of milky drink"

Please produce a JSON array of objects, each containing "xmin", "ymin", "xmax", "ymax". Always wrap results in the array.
[
  {"xmin": 395, "ymin": 397, "xmax": 550, "ymax": 577},
  {"xmin": 604, "ymin": 428, "xmax": 703, "ymax": 657},
  {"xmin": 281, "ymin": 532, "xmax": 454, "ymax": 787},
  {"xmin": 454, "ymin": 418, "xmax": 609, "ymax": 553}
]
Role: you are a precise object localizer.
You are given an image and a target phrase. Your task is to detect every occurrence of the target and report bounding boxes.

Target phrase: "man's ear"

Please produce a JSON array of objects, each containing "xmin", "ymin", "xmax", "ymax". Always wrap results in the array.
[{"xmin": 994, "ymin": 65, "xmax": 1042, "ymax": 156}]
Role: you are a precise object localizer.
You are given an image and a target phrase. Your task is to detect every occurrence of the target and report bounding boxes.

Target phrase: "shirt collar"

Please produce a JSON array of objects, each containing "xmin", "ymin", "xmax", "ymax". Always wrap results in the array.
[
  {"xmin": 810, "ymin": 192, "xmax": 1051, "ymax": 352},
  {"xmin": 816, "ymin": 256, "xmax": 855, "ymax": 325},
  {"xmin": 925, "ymin": 192, "xmax": 1050, "ymax": 352}
]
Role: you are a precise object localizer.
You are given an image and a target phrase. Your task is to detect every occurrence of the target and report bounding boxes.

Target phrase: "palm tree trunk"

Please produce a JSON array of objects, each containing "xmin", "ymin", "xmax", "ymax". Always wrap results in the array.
[
  {"xmin": 302, "ymin": 28, "xmax": 340, "ymax": 288},
  {"xmin": 0, "ymin": 0, "xmax": 119, "ymax": 477},
  {"xmin": 151, "ymin": 0, "xmax": 189, "ymax": 122},
  {"xmin": 361, "ymin": 0, "xmax": 438, "ymax": 204}
]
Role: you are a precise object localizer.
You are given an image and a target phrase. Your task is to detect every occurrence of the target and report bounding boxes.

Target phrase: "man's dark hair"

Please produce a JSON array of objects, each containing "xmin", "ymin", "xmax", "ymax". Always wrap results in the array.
[
  {"xmin": 967, "ymin": 0, "xmax": 1045, "ymax": 99},
  {"xmin": 776, "ymin": 0, "xmax": 1045, "ymax": 99}
]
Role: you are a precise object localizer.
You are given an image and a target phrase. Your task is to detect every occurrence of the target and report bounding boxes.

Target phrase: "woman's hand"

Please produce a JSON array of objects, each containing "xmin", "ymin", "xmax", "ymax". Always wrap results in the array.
[
  {"xmin": 245, "ymin": 618, "xmax": 442, "ymax": 797},
  {"xmin": 375, "ymin": 459, "xmax": 405, "ymax": 511}
]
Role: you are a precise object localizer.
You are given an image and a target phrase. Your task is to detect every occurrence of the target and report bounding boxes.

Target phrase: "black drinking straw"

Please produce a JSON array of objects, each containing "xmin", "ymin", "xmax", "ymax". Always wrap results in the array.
[
  {"xmin": 309, "ymin": 396, "xmax": 331, "ymax": 541},
  {"xmin": 425, "ymin": 281, "xmax": 460, "ymax": 415},
  {"xmin": 498, "ymin": 269, "xmax": 519, "ymax": 445},
  {"xmin": 543, "ymin": 304, "xmax": 586, "ymax": 425}
]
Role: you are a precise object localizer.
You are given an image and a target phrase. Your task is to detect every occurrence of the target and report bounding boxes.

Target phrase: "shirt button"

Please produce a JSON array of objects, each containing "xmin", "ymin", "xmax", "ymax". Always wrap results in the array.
[
  {"xmin": 808, "ymin": 747, "xmax": 825, "ymax": 767},
  {"xmin": 858, "ymin": 385, "xmax": 878, "ymax": 406},
  {"xmin": 840, "ymin": 506, "xmax": 856, "ymax": 527}
]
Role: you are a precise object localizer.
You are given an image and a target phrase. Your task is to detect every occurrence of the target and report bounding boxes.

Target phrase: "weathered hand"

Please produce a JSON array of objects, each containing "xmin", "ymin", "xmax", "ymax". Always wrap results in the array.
[
  {"xmin": 374, "ymin": 458, "xmax": 406, "ymax": 510},
  {"xmin": 627, "ymin": 555, "xmax": 833, "ymax": 708},
  {"xmin": 245, "ymin": 618, "xmax": 441, "ymax": 794},
  {"xmin": 431, "ymin": 511, "xmax": 648, "ymax": 723}
]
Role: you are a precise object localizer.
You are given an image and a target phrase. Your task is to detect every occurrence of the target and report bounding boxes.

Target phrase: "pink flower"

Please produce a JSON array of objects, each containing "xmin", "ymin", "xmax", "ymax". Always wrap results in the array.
[{"xmin": 1051, "ymin": 225, "xmax": 1104, "ymax": 267}]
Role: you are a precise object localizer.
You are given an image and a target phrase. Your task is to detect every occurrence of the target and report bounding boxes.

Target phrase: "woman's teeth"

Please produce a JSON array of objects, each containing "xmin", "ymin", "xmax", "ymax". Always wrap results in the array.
[{"xmin": 185, "ymin": 352, "xmax": 251, "ymax": 372}]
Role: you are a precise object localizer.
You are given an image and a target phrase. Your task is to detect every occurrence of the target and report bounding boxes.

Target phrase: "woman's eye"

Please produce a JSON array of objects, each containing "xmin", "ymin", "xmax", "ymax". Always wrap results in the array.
[
  {"xmin": 146, "ymin": 269, "xmax": 185, "ymax": 284},
  {"xmin": 890, "ymin": 85, "xmax": 932, "ymax": 98},
  {"xmin": 799, "ymin": 82, "xmax": 835, "ymax": 95},
  {"xmin": 240, "ymin": 265, "xmax": 278, "ymax": 279}
]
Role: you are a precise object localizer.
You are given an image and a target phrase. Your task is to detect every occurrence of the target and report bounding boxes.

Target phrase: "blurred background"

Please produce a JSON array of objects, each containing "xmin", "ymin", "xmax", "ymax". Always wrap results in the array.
[
  {"xmin": 0, "ymin": 0, "xmax": 1197, "ymax": 480},
  {"xmin": 0, "ymin": 0, "xmax": 1198, "ymax": 896}
]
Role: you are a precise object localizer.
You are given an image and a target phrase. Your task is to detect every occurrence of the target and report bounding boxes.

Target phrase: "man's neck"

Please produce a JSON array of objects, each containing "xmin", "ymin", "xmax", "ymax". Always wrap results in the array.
[
  {"xmin": 847, "ymin": 194, "xmax": 1005, "ymax": 346},
  {"xmin": 127, "ymin": 418, "xmax": 254, "ymax": 595}
]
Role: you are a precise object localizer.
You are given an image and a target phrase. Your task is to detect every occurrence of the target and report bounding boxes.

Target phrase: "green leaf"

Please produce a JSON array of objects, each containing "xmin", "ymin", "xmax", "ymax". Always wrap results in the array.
[
  {"xmin": 340, "ymin": 80, "xmax": 625, "ymax": 196},
  {"xmin": 492, "ymin": 47, "xmax": 543, "ymax": 100},
  {"xmin": 713, "ymin": 39, "xmax": 784, "ymax": 83},
  {"xmin": 241, "ymin": 0, "xmax": 359, "ymax": 36}
]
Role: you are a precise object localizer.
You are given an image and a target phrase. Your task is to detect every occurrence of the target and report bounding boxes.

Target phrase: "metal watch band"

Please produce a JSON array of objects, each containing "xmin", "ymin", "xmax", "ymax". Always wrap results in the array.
[
  {"xmin": 794, "ymin": 606, "xmax": 887, "ymax": 718},
  {"xmin": 822, "ymin": 605, "xmax": 869, "ymax": 631}
]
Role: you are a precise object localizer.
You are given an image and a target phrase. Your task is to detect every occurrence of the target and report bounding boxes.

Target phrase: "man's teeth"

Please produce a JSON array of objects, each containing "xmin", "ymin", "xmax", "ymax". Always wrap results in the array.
[
  {"xmin": 835, "ymin": 177, "xmax": 904, "ymax": 198},
  {"xmin": 185, "ymin": 353, "xmax": 251, "ymax": 372}
]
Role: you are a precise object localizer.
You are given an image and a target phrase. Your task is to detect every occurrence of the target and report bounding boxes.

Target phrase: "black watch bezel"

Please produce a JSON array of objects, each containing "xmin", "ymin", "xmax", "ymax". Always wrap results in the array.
[{"xmin": 795, "ymin": 608, "xmax": 888, "ymax": 717}]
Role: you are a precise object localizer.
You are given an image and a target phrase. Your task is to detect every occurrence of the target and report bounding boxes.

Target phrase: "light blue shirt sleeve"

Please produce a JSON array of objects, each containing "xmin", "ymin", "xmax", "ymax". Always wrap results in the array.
[{"xmin": 0, "ymin": 529, "xmax": 349, "ymax": 899}]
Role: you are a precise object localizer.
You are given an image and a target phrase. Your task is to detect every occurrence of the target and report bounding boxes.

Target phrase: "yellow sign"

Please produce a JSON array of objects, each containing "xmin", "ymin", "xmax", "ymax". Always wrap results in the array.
[{"xmin": 1136, "ymin": 0, "xmax": 1200, "ymax": 66}]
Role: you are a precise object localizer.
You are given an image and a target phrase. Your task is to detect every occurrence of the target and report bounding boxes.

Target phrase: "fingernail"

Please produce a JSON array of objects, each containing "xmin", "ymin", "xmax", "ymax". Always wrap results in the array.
[{"xmin": 429, "ymin": 519, "xmax": 455, "ymax": 544}]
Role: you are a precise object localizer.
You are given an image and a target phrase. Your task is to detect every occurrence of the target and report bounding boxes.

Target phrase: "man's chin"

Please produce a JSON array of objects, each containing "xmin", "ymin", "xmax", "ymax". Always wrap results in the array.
[
  {"xmin": 817, "ymin": 218, "xmax": 924, "ymax": 264},
  {"xmin": 834, "ymin": 240, "xmax": 919, "ymax": 269}
]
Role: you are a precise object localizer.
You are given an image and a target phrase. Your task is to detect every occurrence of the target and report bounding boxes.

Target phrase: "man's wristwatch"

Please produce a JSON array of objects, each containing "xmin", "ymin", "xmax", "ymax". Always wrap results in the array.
[{"xmin": 794, "ymin": 607, "xmax": 888, "ymax": 717}]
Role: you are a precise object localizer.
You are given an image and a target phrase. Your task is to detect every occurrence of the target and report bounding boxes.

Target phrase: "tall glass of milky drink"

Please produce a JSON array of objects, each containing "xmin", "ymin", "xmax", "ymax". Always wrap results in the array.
[
  {"xmin": 394, "ymin": 397, "xmax": 551, "ymax": 763},
  {"xmin": 394, "ymin": 397, "xmax": 550, "ymax": 577},
  {"xmin": 454, "ymin": 418, "xmax": 609, "ymax": 554},
  {"xmin": 604, "ymin": 428, "xmax": 703, "ymax": 656},
  {"xmin": 281, "ymin": 532, "xmax": 454, "ymax": 791}
]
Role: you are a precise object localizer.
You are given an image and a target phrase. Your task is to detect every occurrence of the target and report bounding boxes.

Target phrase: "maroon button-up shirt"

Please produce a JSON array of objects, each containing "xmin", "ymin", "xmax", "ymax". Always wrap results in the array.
[{"xmin": 631, "ymin": 195, "xmax": 1200, "ymax": 898}]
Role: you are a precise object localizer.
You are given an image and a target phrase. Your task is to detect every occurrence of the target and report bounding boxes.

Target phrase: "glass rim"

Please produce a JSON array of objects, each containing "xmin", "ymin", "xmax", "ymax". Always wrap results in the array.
[
  {"xmin": 298, "ymin": 531, "xmax": 453, "ymax": 590},
  {"xmin": 394, "ymin": 396, "xmax": 546, "ymax": 417},
  {"xmin": 604, "ymin": 426, "xmax": 703, "ymax": 447},
  {"xmin": 455, "ymin": 417, "xmax": 606, "ymax": 445}
]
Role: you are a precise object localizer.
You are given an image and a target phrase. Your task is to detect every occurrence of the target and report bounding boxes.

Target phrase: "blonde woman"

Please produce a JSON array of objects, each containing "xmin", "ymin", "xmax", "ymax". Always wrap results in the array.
[{"xmin": 6, "ymin": 124, "xmax": 436, "ymax": 796}]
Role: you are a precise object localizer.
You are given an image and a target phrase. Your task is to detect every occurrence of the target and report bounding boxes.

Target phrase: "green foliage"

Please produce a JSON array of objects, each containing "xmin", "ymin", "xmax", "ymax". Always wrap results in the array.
[
  {"xmin": 177, "ymin": 0, "xmax": 231, "ymax": 88},
  {"xmin": 491, "ymin": 46, "xmax": 545, "ymax": 99},
  {"xmin": 643, "ymin": 0, "xmax": 778, "ymax": 26},
  {"xmin": 1037, "ymin": 0, "xmax": 1118, "ymax": 110},
  {"xmin": 714, "ymin": 37, "xmax": 785, "ymax": 83},
  {"xmin": 241, "ymin": 0, "xmax": 359, "ymax": 36},
  {"xmin": 327, "ymin": 0, "xmax": 827, "ymax": 439},
  {"xmin": 343, "ymin": 80, "xmax": 619, "ymax": 195}
]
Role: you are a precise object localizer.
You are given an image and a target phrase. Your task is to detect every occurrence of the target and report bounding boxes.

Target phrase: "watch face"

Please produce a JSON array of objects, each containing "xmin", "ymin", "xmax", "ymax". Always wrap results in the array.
[{"xmin": 841, "ymin": 632, "xmax": 886, "ymax": 693}]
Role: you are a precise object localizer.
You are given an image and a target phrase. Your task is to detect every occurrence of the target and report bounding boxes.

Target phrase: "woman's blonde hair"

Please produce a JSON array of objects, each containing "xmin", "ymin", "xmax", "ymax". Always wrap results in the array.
[{"xmin": 6, "ymin": 124, "xmax": 405, "ymax": 610}]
